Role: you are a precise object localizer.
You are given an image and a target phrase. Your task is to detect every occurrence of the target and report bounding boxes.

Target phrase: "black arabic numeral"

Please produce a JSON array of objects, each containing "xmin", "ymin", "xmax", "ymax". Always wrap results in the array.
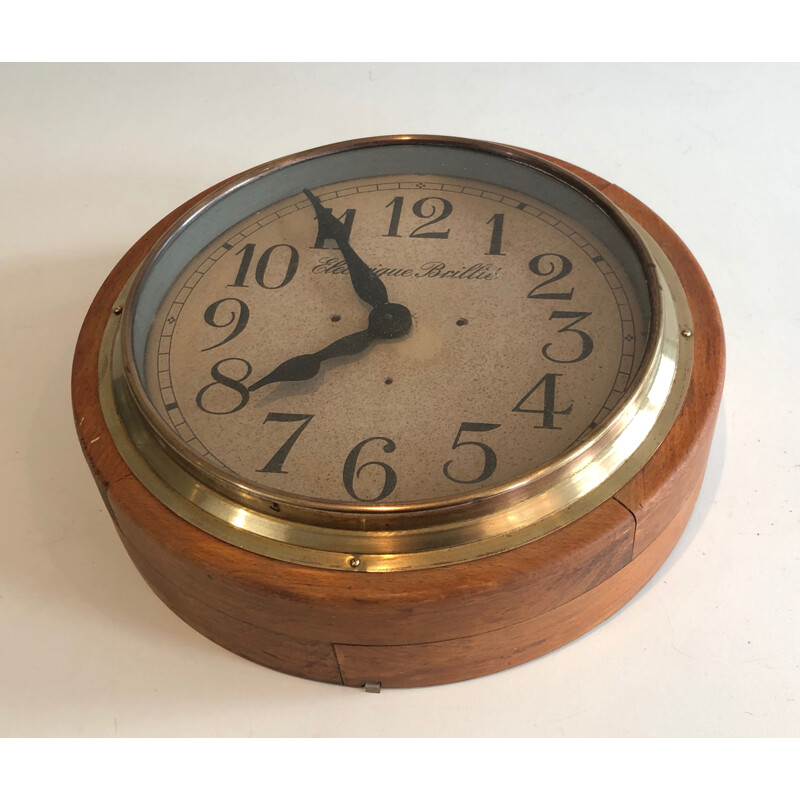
[
  {"xmin": 383, "ymin": 196, "xmax": 404, "ymax": 238},
  {"xmin": 342, "ymin": 436, "xmax": 397, "ymax": 502},
  {"xmin": 313, "ymin": 208, "xmax": 356, "ymax": 249},
  {"xmin": 443, "ymin": 422, "xmax": 501, "ymax": 485},
  {"xmin": 512, "ymin": 374, "xmax": 573, "ymax": 430},
  {"xmin": 195, "ymin": 357, "xmax": 252, "ymax": 415},
  {"xmin": 256, "ymin": 244, "xmax": 299, "ymax": 288},
  {"xmin": 201, "ymin": 298, "xmax": 250, "ymax": 351},
  {"xmin": 229, "ymin": 242, "xmax": 255, "ymax": 287},
  {"xmin": 486, "ymin": 213, "xmax": 506, "ymax": 255},
  {"xmin": 543, "ymin": 310, "xmax": 594, "ymax": 363},
  {"xmin": 410, "ymin": 197, "xmax": 452, "ymax": 238},
  {"xmin": 257, "ymin": 413, "xmax": 314, "ymax": 474},
  {"xmin": 228, "ymin": 243, "xmax": 298, "ymax": 289},
  {"xmin": 527, "ymin": 253, "xmax": 574, "ymax": 300},
  {"xmin": 382, "ymin": 196, "xmax": 452, "ymax": 239}
]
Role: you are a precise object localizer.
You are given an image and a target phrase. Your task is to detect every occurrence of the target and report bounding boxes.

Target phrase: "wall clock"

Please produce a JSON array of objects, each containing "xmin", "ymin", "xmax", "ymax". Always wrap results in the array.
[{"xmin": 73, "ymin": 135, "xmax": 724, "ymax": 688}]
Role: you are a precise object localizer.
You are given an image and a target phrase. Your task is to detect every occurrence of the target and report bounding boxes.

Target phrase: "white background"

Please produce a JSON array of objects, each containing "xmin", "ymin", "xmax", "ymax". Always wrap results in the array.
[{"xmin": 1, "ymin": 63, "xmax": 798, "ymax": 738}]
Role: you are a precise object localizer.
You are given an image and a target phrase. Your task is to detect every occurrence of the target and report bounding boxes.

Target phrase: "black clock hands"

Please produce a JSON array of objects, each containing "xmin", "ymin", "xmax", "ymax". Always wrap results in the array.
[
  {"xmin": 248, "ymin": 329, "xmax": 372, "ymax": 391},
  {"xmin": 303, "ymin": 188, "xmax": 390, "ymax": 309},
  {"xmin": 248, "ymin": 304, "xmax": 411, "ymax": 392},
  {"xmin": 248, "ymin": 189, "xmax": 412, "ymax": 392}
]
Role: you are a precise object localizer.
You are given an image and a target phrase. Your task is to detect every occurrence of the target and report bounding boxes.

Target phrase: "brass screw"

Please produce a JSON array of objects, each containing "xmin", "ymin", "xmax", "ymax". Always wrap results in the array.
[
  {"xmin": 681, "ymin": 329, "xmax": 693, "ymax": 338},
  {"xmin": 348, "ymin": 556, "xmax": 361, "ymax": 568},
  {"xmin": 113, "ymin": 306, "xmax": 123, "ymax": 315}
]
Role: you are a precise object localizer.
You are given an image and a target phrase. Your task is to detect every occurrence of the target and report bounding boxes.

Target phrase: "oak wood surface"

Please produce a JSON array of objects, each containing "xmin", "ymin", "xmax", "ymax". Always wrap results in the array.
[
  {"xmin": 106, "ymin": 474, "xmax": 635, "ymax": 646},
  {"xmin": 72, "ymin": 147, "xmax": 725, "ymax": 686},
  {"xmin": 120, "ymin": 527, "xmax": 344, "ymax": 684},
  {"xmin": 335, "ymin": 472, "xmax": 703, "ymax": 687}
]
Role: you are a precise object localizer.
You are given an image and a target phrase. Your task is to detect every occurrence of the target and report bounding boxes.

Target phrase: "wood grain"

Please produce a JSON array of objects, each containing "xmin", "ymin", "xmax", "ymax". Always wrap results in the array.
[
  {"xmin": 336, "ymin": 472, "xmax": 703, "ymax": 687},
  {"xmin": 106, "ymin": 473, "xmax": 635, "ymax": 646},
  {"xmin": 73, "ymin": 145, "xmax": 725, "ymax": 687},
  {"xmin": 119, "ymin": 525, "xmax": 344, "ymax": 684}
]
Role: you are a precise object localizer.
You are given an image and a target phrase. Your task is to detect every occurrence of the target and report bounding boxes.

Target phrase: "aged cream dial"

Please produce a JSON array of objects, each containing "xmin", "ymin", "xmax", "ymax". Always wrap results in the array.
[{"xmin": 141, "ymin": 174, "xmax": 647, "ymax": 506}]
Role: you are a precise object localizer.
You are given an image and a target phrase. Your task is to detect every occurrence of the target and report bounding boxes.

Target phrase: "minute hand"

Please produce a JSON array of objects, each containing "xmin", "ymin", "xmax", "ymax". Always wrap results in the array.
[{"xmin": 303, "ymin": 188, "xmax": 389, "ymax": 309}]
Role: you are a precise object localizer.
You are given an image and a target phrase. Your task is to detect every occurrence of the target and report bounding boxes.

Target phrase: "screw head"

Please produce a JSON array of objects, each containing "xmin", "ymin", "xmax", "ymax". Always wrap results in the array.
[
  {"xmin": 348, "ymin": 556, "xmax": 361, "ymax": 568},
  {"xmin": 113, "ymin": 306, "xmax": 123, "ymax": 315},
  {"xmin": 681, "ymin": 329, "xmax": 693, "ymax": 338}
]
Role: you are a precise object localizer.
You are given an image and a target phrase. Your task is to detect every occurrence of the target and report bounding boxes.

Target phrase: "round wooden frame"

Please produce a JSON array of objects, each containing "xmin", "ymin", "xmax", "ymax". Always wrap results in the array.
[{"xmin": 72, "ymin": 150, "xmax": 724, "ymax": 688}]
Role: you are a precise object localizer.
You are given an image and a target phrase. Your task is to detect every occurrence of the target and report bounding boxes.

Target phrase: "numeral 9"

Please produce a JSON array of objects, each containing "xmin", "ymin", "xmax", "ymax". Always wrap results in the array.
[{"xmin": 201, "ymin": 298, "xmax": 250, "ymax": 351}]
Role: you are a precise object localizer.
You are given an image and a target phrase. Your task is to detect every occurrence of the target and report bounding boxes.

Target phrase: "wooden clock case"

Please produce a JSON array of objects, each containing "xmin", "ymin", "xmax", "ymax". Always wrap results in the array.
[{"xmin": 72, "ymin": 151, "xmax": 725, "ymax": 688}]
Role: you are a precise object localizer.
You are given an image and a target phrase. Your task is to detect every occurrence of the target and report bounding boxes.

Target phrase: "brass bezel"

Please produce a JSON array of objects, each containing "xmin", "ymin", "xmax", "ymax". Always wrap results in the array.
[{"xmin": 100, "ymin": 136, "xmax": 694, "ymax": 572}]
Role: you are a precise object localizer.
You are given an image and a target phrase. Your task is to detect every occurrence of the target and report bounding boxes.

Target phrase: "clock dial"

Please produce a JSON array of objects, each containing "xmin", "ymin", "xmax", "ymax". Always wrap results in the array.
[{"xmin": 139, "ymin": 173, "xmax": 648, "ymax": 506}]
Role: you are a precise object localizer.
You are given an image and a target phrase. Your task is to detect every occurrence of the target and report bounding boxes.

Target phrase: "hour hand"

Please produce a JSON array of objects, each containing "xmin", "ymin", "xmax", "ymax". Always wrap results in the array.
[
  {"xmin": 248, "ymin": 329, "xmax": 372, "ymax": 392},
  {"xmin": 247, "ymin": 302, "xmax": 412, "ymax": 392},
  {"xmin": 303, "ymin": 188, "xmax": 389, "ymax": 309}
]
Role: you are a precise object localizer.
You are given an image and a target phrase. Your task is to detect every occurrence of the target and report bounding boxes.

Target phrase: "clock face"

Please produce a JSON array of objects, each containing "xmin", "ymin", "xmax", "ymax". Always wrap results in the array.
[{"xmin": 126, "ymin": 142, "xmax": 654, "ymax": 509}]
